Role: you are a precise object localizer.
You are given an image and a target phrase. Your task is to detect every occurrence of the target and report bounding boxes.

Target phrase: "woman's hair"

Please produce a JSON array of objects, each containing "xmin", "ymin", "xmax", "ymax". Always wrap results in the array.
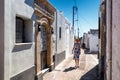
[{"xmin": 75, "ymin": 39, "xmax": 79, "ymax": 42}]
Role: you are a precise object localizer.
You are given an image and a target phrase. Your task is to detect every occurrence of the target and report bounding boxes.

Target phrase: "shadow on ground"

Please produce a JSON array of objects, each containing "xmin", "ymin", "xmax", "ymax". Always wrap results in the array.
[
  {"xmin": 80, "ymin": 65, "xmax": 98, "ymax": 80},
  {"xmin": 84, "ymin": 49, "xmax": 98, "ymax": 54},
  {"xmin": 63, "ymin": 67, "xmax": 76, "ymax": 72}
]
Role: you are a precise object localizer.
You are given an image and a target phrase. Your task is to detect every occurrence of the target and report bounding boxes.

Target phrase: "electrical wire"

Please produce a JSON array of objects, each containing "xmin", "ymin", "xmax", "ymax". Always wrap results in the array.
[{"xmin": 79, "ymin": 15, "xmax": 94, "ymax": 28}]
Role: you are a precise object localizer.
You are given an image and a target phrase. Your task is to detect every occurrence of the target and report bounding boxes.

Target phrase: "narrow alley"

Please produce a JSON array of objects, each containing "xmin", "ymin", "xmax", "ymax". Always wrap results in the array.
[
  {"xmin": 2, "ymin": 0, "xmax": 120, "ymax": 80},
  {"xmin": 43, "ymin": 49, "xmax": 98, "ymax": 80}
]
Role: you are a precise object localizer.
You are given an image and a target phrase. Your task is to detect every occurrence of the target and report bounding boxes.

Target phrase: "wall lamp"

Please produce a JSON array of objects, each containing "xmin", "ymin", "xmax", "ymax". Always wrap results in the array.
[
  {"xmin": 38, "ymin": 24, "xmax": 54, "ymax": 34},
  {"xmin": 38, "ymin": 24, "xmax": 41, "ymax": 31},
  {"xmin": 51, "ymin": 27, "xmax": 54, "ymax": 34}
]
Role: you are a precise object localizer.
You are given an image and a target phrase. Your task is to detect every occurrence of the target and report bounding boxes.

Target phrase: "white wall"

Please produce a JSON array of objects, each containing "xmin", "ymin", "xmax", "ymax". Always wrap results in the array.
[
  {"xmin": 3, "ymin": 0, "xmax": 35, "ymax": 79},
  {"xmin": 105, "ymin": 0, "xmax": 111, "ymax": 80},
  {"xmin": 103, "ymin": 1, "xmax": 120, "ymax": 80},
  {"xmin": 55, "ymin": 11, "xmax": 74, "ymax": 58},
  {"xmin": 69, "ymin": 27, "xmax": 74, "ymax": 57},
  {"xmin": 65, "ymin": 22, "xmax": 70, "ymax": 58},
  {"xmin": 112, "ymin": 0, "xmax": 120, "ymax": 79},
  {"xmin": 53, "ymin": 10, "xmax": 74, "ymax": 67},
  {"xmin": 84, "ymin": 33, "xmax": 90, "ymax": 49},
  {"xmin": 65, "ymin": 19, "xmax": 74, "ymax": 58},
  {"xmin": 56, "ymin": 11, "xmax": 66, "ymax": 54},
  {"xmin": 89, "ymin": 34, "xmax": 98, "ymax": 52}
]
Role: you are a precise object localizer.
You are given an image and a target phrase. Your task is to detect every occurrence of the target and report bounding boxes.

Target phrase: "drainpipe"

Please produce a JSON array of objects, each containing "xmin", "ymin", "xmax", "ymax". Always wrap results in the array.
[
  {"xmin": 110, "ymin": 0, "xmax": 112, "ymax": 80},
  {"xmin": 104, "ymin": 0, "xmax": 107, "ymax": 79},
  {"xmin": 55, "ymin": 11, "xmax": 58, "ymax": 63},
  {"xmin": 34, "ymin": 0, "xmax": 37, "ymax": 77},
  {"xmin": 55, "ymin": 11, "xmax": 57, "ymax": 52}
]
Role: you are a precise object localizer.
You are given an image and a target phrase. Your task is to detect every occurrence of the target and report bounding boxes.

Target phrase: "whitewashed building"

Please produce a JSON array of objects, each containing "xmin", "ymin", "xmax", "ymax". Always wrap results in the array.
[
  {"xmin": 53, "ymin": 10, "xmax": 74, "ymax": 67},
  {"xmin": 65, "ymin": 19, "xmax": 74, "ymax": 59},
  {"xmin": 99, "ymin": 0, "xmax": 120, "ymax": 80},
  {"xmin": 89, "ymin": 29, "xmax": 98, "ymax": 52},
  {"xmin": 0, "ymin": 0, "xmax": 36, "ymax": 80},
  {"xmin": 82, "ymin": 33, "xmax": 90, "ymax": 49}
]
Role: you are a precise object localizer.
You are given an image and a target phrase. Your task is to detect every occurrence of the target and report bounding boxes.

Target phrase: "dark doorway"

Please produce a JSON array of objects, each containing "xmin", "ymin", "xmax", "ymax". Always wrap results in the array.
[{"xmin": 40, "ymin": 26, "xmax": 47, "ymax": 70}]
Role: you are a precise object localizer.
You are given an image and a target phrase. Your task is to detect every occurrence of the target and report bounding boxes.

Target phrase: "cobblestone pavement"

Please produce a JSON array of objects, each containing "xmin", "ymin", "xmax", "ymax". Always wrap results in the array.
[{"xmin": 43, "ymin": 49, "xmax": 98, "ymax": 80}]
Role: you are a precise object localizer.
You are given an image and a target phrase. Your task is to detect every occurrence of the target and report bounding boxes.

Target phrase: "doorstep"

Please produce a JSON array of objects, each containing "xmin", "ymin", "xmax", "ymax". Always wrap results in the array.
[{"xmin": 36, "ymin": 68, "xmax": 49, "ymax": 80}]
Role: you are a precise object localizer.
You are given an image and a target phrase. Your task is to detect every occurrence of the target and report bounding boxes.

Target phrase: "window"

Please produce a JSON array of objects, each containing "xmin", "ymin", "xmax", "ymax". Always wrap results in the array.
[
  {"xmin": 16, "ymin": 17, "xmax": 33, "ymax": 43},
  {"xmin": 59, "ymin": 27, "xmax": 61, "ymax": 39},
  {"xmin": 16, "ymin": 17, "xmax": 24, "ymax": 43}
]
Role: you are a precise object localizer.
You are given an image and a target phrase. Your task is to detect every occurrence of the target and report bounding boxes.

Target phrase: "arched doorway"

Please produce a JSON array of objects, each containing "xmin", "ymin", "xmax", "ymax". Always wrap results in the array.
[
  {"xmin": 40, "ymin": 25, "xmax": 47, "ymax": 69},
  {"xmin": 36, "ymin": 18, "xmax": 52, "ymax": 74}
]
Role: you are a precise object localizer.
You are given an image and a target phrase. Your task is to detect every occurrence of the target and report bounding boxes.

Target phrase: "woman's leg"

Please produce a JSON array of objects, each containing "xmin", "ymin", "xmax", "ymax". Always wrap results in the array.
[
  {"xmin": 75, "ymin": 60, "xmax": 77, "ymax": 68},
  {"xmin": 76, "ymin": 59, "xmax": 79, "ymax": 67}
]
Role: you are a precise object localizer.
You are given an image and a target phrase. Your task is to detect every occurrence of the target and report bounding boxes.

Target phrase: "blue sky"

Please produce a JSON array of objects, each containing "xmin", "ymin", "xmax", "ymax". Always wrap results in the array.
[{"xmin": 49, "ymin": 0, "xmax": 100, "ymax": 37}]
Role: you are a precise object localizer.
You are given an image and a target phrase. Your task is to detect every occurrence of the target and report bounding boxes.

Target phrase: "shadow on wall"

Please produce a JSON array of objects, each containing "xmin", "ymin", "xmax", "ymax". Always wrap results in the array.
[
  {"xmin": 12, "ymin": 44, "xmax": 32, "ymax": 52},
  {"xmin": 80, "ymin": 65, "xmax": 99, "ymax": 80},
  {"xmin": 10, "ymin": 66, "xmax": 35, "ymax": 80},
  {"xmin": 24, "ymin": 0, "xmax": 36, "ymax": 21},
  {"xmin": 84, "ymin": 49, "xmax": 98, "ymax": 54}
]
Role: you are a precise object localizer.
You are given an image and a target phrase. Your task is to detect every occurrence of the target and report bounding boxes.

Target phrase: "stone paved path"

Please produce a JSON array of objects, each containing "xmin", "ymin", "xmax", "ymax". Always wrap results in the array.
[{"xmin": 43, "ymin": 49, "xmax": 98, "ymax": 80}]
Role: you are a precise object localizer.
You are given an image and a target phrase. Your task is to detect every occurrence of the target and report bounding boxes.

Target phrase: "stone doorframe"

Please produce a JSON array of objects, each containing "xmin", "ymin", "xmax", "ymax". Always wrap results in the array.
[{"xmin": 35, "ymin": 17, "xmax": 52, "ymax": 75}]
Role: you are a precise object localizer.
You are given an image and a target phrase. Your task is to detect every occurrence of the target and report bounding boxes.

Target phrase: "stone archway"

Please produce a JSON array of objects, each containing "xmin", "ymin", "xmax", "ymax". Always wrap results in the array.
[{"xmin": 36, "ymin": 17, "xmax": 52, "ymax": 74}]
